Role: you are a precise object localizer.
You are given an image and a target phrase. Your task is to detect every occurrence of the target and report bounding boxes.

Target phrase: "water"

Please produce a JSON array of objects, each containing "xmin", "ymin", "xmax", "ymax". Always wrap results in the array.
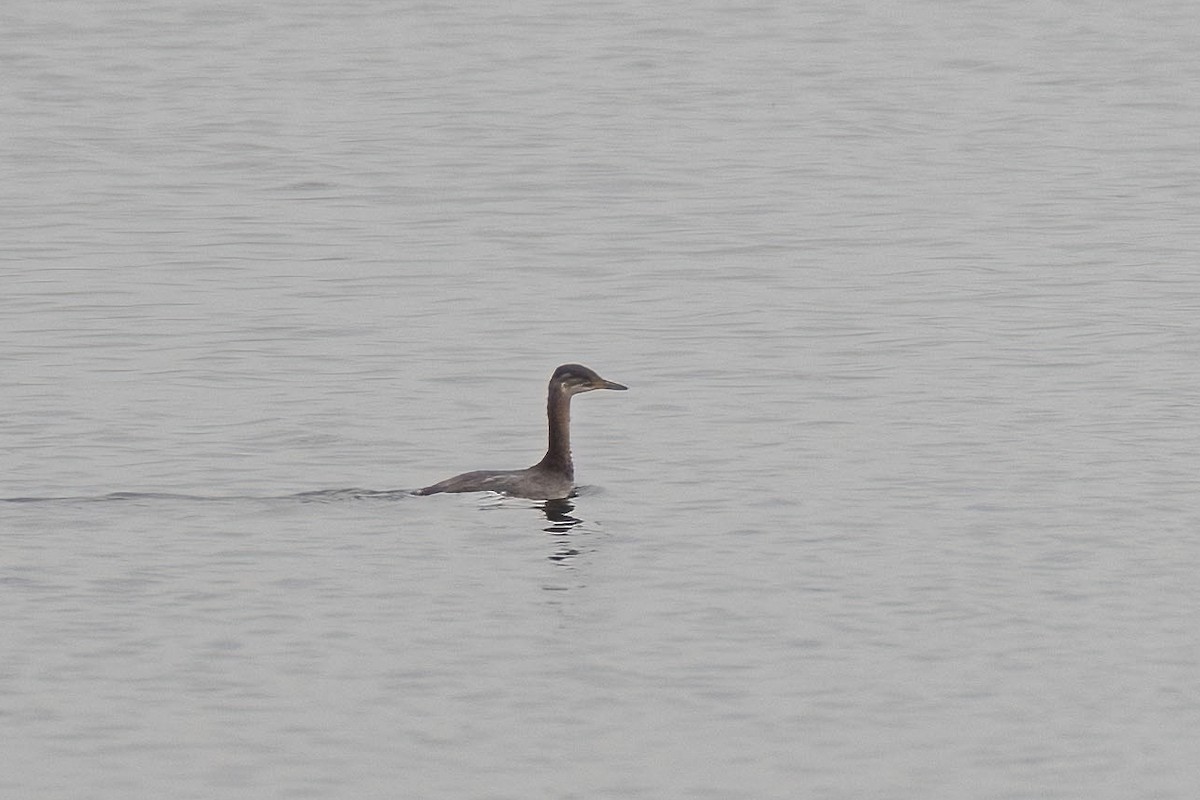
[{"xmin": 4, "ymin": 0, "xmax": 1200, "ymax": 797}]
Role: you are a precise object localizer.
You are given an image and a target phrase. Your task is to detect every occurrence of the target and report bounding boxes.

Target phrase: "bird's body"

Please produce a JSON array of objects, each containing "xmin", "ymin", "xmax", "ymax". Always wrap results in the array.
[
  {"xmin": 414, "ymin": 467, "xmax": 574, "ymax": 500},
  {"xmin": 415, "ymin": 364, "xmax": 627, "ymax": 500}
]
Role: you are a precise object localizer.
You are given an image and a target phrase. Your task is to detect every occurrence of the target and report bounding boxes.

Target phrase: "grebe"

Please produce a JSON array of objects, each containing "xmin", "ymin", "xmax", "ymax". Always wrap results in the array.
[{"xmin": 415, "ymin": 364, "xmax": 627, "ymax": 500}]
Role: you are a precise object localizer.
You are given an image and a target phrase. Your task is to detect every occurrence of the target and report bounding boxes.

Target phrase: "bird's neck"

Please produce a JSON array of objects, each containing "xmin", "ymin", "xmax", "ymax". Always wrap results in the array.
[{"xmin": 537, "ymin": 385, "xmax": 573, "ymax": 477}]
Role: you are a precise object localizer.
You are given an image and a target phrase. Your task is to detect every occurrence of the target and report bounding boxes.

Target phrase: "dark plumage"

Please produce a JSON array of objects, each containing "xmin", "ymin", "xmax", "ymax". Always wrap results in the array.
[{"xmin": 415, "ymin": 364, "xmax": 627, "ymax": 500}]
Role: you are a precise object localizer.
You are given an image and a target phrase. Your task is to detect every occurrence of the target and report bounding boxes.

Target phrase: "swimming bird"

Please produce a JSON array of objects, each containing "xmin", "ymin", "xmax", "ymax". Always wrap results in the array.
[{"xmin": 415, "ymin": 364, "xmax": 627, "ymax": 499}]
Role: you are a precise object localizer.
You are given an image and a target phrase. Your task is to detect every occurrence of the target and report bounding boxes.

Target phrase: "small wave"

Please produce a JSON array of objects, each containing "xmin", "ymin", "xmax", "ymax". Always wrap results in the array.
[{"xmin": 2, "ymin": 489, "xmax": 417, "ymax": 504}]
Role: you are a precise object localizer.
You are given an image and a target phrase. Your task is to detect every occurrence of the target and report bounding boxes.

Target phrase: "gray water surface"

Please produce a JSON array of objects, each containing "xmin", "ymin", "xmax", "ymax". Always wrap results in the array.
[{"xmin": 4, "ymin": 1, "xmax": 1200, "ymax": 798}]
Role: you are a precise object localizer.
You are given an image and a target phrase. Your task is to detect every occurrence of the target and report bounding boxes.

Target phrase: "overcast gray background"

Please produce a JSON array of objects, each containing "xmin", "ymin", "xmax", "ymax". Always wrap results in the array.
[{"xmin": 4, "ymin": 1, "xmax": 1200, "ymax": 798}]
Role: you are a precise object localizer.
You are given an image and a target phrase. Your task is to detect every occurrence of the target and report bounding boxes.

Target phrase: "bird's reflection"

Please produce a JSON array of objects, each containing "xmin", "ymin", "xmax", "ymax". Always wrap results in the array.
[
  {"xmin": 540, "ymin": 498, "xmax": 587, "ymax": 565},
  {"xmin": 541, "ymin": 498, "xmax": 581, "ymax": 533},
  {"xmin": 476, "ymin": 495, "xmax": 592, "ymax": 566}
]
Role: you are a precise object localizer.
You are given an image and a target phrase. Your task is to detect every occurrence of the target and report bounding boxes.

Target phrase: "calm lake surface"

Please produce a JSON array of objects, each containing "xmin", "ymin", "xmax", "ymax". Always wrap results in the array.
[{"xmin": 4, "ymin": 1, "xmax": 1200, "ymax": 798}]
